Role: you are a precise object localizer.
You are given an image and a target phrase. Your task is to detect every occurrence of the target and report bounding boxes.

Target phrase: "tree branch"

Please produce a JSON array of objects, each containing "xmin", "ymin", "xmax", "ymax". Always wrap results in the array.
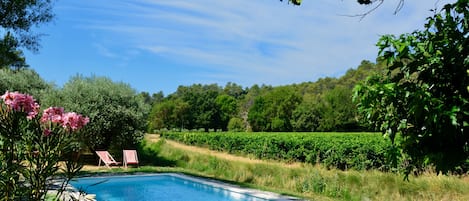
[{"xmin": 341, "ymin": 0, "xmax": 406, "ymax": 20}]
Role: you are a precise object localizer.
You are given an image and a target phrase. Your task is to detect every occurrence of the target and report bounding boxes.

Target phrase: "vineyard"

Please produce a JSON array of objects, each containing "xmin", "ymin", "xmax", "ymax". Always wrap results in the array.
[{"xmin": 161, "ymin": 132, "xmax": 392, "ymax": 170}]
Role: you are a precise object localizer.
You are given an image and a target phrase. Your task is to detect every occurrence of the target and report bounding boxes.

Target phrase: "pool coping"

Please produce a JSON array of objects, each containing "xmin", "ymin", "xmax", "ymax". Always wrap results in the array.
[{"xmin": 66, "ymin": 173, "xmax": 305, "ymax": 201}]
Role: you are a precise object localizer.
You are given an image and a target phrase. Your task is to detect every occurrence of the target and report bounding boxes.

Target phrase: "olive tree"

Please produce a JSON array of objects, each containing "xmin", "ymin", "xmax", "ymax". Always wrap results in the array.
[
  {"xmin": 41, "ymin": 75, "xmax": 150, "ymax": 152},
  {"xmin": 0, "ymin": 68, "xmax": 51, "ymax": 98}
]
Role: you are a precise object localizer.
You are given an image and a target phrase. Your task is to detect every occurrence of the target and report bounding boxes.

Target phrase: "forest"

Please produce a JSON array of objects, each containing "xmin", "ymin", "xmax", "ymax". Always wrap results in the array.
[{"xmin": 145, "ymin": 60, "xmax": 384, "ymax": 133}]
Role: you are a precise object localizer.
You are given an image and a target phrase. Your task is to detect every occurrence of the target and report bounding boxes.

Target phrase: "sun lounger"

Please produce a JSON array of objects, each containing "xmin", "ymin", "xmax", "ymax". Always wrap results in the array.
[
  {"xmin": 95, "ymin": 151, "xmax": 121, "ymax": 168},
  {"xmin": 123, "ymin": 150, "xmax": 139, "ymax": 168}
]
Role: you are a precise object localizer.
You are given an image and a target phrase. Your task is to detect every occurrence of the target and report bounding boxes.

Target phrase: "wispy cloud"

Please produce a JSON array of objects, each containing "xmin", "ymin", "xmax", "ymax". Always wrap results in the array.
[
  {"xmin": 93, "ymin": 43, "xmax": 117, "ymax": 58},
  {"xmin": 55, "ymin": 0, "xmax": 455, "ymax": 90}
]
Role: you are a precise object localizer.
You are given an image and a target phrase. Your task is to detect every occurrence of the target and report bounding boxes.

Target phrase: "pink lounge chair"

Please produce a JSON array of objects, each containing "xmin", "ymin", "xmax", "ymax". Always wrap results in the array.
[
  {"xmin": 95, "ymin": 151, "xmax": 121, "ymax": 168},
  {"xmin": 123, "ymin": 150, "xmax": 139, "ymax": 168}
]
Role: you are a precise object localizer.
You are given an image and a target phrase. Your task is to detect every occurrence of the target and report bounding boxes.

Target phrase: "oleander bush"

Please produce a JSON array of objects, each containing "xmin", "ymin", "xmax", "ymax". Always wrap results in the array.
[
  {"xmin": 161, "ymin": 132, "xmax": 392, "ymax": 170},
  {"xmin": 0, "ymin": 91, "xmax": 89, "ymax": 200}
]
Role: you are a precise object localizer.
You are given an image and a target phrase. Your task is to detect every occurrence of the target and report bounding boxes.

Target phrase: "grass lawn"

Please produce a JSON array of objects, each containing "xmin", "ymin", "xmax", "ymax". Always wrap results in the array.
[{"xmin": 79, "ymin": 134, "xmax": 469, "ymax": 201}]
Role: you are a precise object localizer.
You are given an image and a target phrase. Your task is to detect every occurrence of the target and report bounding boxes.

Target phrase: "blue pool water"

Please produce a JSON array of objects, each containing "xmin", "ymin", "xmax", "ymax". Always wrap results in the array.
[{"xmin": 70, "ymin": 174, "xmax": 272, "ymax": 201}]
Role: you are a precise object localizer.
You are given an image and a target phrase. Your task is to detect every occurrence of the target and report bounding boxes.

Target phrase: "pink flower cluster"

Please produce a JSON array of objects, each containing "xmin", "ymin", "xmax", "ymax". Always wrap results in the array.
[
  {"xmin": 41, "ymin": 107, "xmax": 64, "ymax": 123},
  {"xmin": 1, "ymin": 91, "xmax": 90, "ymax": 135},
  {"xmin": 41, "ymin": 107, "xmax": 90, "ymax": 131},
  {"xmin": 1, "ymin": 91, "xmax": 40, "ymax": 119},
  {"xmin": 63, "ymin": 112, "xmax": 90, "ymax": 131}
]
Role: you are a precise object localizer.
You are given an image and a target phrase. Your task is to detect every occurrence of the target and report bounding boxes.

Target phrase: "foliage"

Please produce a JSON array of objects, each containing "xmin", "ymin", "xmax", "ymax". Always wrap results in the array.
[
  {"xmin": 223, "ymin": 82, "xmax": 246, "ymax": 99},
  {"xmin": 41, "ymin": 76, "xmax": 149, "ymax": 152},
  {"xmin": 147, "ymin": 99, "xmax": 190, "ymax": 132},
  {"xmin": 248, "ymin": 86, "xmax": 301, "ymax": 131},
  {"xmin": 161, "ymin": 132, "xmax": 391, "ymax": 171},
  {"xmin": 215, "ymin": 94, "xmax": 238, "ymax": 131},
  {"xmin": 291, "ymin": 61, "xmax": 383, "ymax": 132},
  {"xmin": 354, "ymin": 0, "xmax": 469, "ymax": 175},
  {"xmin": 0, "ymin": 68, "xmax": 51, "ymax": 98},
  {"xmin": 227, "ymin": 117, "xmax": 245, "ymax": 132},
  {"xmin": 139, "ymin": 91, "xmax": 164, "ymax": 105},
  {"xmin": 148, "ymin": 83, "xmax": 245, "ymax": 132},
  {"xmin": 174, "ymin": 84, "xmax": 223, "ymax": 131},
  {"xmin": 317, "ymin": 86, "xmax": 359, "ymax": 131},
  {"xmin": 280, "ymin": 0, "xmax": 301, "ymax": 6},
  {"xmin": 0, "ymin": 91, "xmax": 88, "ymax": 200},
  {"xmin": 0, "ymin": 0, "xmax": 54, "ymax": 69},
  {"xmin": 246, "ymin": 96, "xmax": 269, "ymax": 131},
  {"xmin": 291, "ymin": 95, "xmax": 321, "ymax": 131},
  {"xmin": 147, "ymin": 61, "xmax": 382, "ymax": 133},
  {"xmin": 0, "ymin": 33, "xmax": 27, "ymax": 69},
  {"xmin": 148, "ymin": 100, "xmax": 176, "ymax": 131}
]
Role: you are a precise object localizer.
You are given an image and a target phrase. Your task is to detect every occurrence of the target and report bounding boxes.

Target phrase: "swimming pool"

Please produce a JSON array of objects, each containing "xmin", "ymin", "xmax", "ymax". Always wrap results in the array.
[{"xmin": 70, "ymin": 173, "xmax": 299, "ymax": 201}]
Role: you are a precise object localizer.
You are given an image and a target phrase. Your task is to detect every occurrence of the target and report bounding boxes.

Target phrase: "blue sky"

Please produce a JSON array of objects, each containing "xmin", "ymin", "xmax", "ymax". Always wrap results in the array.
[{"xmin": 24, "ymin": 0, "xmax": 453, "ymax": 95}]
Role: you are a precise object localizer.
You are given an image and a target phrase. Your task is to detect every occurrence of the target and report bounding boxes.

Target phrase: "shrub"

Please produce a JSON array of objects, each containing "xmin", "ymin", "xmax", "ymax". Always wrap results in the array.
[
  {"xmin": 227, "ymin": 117, "xmax": 245, "ymax": 132},
  {"xmin": 0, "ymin": 91, "xmax": 89, "ymax": 200},
  {"xmin": 0, "ymin": 68, "xmax": 51, "ymax": 99},
  {"xmin": 41, "ymin": 75, "xmax": 149, "ymax": 152}
]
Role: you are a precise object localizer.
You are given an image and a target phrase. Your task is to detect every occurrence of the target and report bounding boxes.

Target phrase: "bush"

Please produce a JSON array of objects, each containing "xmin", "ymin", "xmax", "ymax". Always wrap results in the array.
[
  {"xmin": 227, "ymin": 117, "xmax": 245, "ymax": 132},
  {"xmin": 0, "ymin": 68, "xmax": 51, "ymax": 99},
  {"xmin": 41, "ymin": 75, "xmax": 150, "ymax": 152},
  {"xmin": 0, "ymin": 91, "xmax": 88, "ymax": 200}
]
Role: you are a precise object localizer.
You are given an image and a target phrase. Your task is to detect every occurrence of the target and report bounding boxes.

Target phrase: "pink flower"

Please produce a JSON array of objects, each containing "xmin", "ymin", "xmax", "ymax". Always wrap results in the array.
[
  {"xmin": 41, "ymin": 107, "xmax": 64, "ymax": 123},
  {"xmin": 41, "ymin": 107, "xmax": 89, "ymax": 133},
  {"xmin": 1, "ymin": 91, "xmax": 16, "ymax": 105},
  {"xmin": 62, "ymin": 112, "xmax": 90, "ymax": 131},
  {"xmin": 1, "ymin": 91, "xmax": 40, "ymax": 119},
  {"xmin": 43, "ymin": 129, "xmax": 52, "ymax": 137}
]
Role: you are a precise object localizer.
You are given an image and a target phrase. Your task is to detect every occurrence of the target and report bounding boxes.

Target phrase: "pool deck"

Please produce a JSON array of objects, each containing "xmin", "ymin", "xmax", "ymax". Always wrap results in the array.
[{"xmin": 63, "ymin": 172, "xmax": 305, "ymax": 201}]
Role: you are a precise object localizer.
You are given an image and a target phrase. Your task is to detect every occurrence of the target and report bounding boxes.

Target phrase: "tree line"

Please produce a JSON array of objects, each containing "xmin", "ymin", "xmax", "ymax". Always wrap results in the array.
[{"xmin": 145, "ymin": 60, "xmax": 384, "ymax": 133}]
